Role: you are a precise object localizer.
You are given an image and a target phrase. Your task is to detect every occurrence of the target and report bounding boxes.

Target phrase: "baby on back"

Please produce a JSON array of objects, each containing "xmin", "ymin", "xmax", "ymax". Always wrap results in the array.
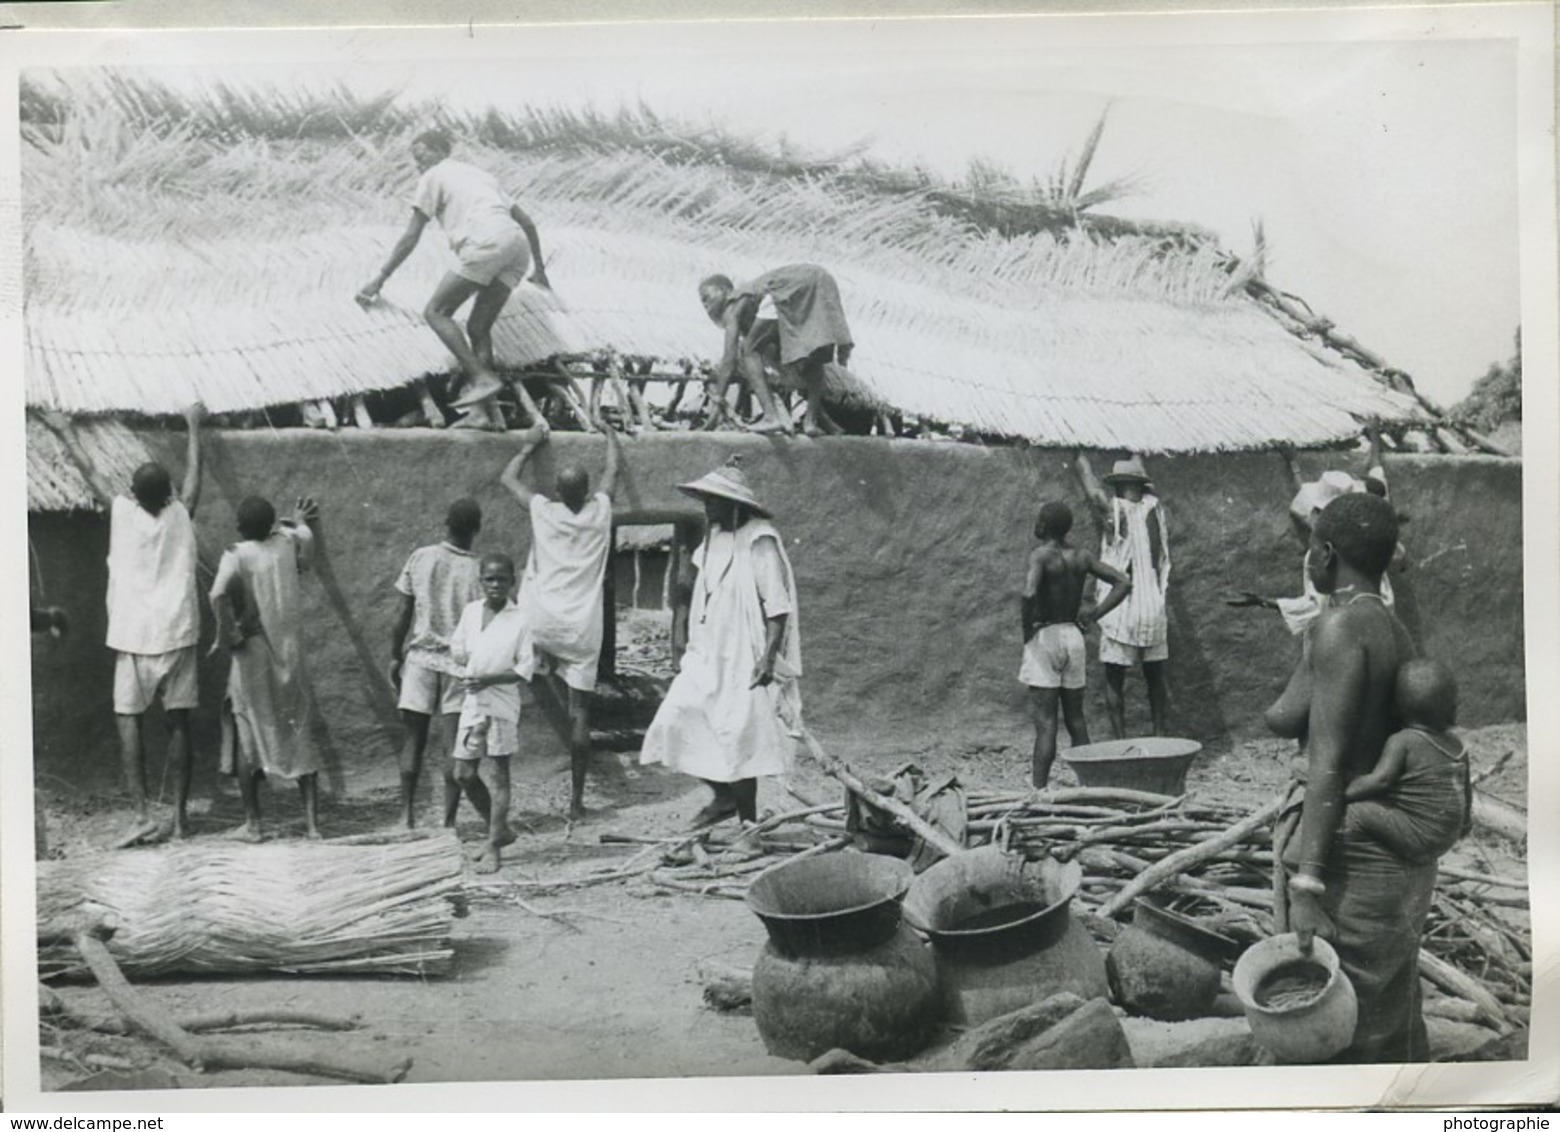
[{"xmin": 1342, "ymin": 658, "xmax": 1470, "ymax": 863}]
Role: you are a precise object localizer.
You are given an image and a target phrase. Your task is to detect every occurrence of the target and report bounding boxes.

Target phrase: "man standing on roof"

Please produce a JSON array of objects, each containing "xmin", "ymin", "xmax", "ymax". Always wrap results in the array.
[
  {"xmin": 356, "ymin": 129, "xmax": 551, "ymax": 431},
  {"xmin": 698, "ymin": 264, "xmax": 854, "ymax": 438},
  {"xmin": 1076, "ymin": 452, "xmax": 1171, "ymax": 738},
  {"xmin": 641, "ymin": 458, "xmax": 802, "ymax": 828},
  {"xmin": 500, "ymin": 422, "xmax": 621, "ymax": 820},
  {"xmin": 39, "ymin": 404, "xmax": 207, "ymax": 847}
]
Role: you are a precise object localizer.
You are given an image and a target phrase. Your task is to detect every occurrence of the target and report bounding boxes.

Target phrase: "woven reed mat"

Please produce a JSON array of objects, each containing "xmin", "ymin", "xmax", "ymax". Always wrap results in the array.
[{"xmin": 38, "ymin": 835, "xmax": 463, "ymax": 980}]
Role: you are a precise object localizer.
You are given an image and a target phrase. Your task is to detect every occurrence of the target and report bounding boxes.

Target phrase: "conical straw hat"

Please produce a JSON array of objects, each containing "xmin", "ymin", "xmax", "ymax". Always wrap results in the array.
[{"xmin": 678, "ymin": 456, "xmax": 771, "ymax": 517}]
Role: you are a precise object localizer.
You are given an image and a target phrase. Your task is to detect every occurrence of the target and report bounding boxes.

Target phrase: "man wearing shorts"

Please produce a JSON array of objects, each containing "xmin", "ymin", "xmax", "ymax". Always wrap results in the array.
[
  {"xmin": 40, "ymin": 403, "xmax": 207, "ymax": 846},
  {"xmin": 1077, "ymin": 452, "xmax": 1172, "ymax": 739},
  {"xmin": 356, "ymin": 129, "xmax": 551, "ymax": 429},
  {"xmin": 449, "ymin": 554, "xmax": 534, "ymax": 873},
  {"xmin": 500, "ymin": 423, "xmax": 621, "ymax": 819},
  {"xmin": 390, "ymin": 499, "xmax": 484, "ymax": 831},
  {"xmin": 1020, "ymin": 501, "xmax": 1132, "ymax": 787}
]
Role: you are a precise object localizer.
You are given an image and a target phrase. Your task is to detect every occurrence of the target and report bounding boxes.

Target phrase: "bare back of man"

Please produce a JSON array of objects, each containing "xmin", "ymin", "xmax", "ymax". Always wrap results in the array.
[{"xmin": 1021, "ymin": 502, "xmax": 1132, "ymax": 788}]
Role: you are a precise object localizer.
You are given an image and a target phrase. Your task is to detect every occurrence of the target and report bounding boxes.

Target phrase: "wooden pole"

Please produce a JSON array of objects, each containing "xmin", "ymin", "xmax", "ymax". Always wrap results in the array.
[
  {"xmin": 799, "ymin": 728, "xmax": 965, "ymax": 858},
  {"xmin": 1098, "ymin": 789, "xmax": 1289, "ymax": 918}
]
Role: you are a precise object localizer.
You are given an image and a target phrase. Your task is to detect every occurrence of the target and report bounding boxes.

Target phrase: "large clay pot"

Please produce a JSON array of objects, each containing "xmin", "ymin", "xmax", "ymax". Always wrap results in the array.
[
  {"xmin": 1106, "ymin": 898, "xmax": 1239, "ymax": 1021},
  {"xmin": 903, "ymin": 845, "xmax": 1109, "ymax": 1026},
  {"xmin": 1061, "ymin": 737, "xmax": 1202, "ymax": 796},
  {"xmin": 1232, "ymin": 934, "xmax": 1359, "ymax": 1064},
  {"xmin": 746, "ymin": 851, "xmax": 941, "ymax": 1063}
]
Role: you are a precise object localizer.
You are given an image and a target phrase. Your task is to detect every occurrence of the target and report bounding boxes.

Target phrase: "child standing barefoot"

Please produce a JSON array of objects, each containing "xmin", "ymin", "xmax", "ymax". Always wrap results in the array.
[{"xmin": 449, "ymin": 554, "xmax": 534, "ymax": 873}]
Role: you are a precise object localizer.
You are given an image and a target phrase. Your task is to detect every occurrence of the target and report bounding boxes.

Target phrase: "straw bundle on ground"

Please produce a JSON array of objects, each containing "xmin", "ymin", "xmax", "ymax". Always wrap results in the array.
[
  {"xmin": 22, "ymin": 72, "xmax": 1424, "ymax": 455},
  {"xmin": 37, "ymin": 835, "xmax": 463, "ymax": 980}
]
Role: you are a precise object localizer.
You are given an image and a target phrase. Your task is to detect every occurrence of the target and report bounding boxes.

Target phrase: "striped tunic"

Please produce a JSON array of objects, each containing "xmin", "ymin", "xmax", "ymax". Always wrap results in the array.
[{"xmin": 1096, "ymin": 496, "xmax": 1170, "ymax": 649}]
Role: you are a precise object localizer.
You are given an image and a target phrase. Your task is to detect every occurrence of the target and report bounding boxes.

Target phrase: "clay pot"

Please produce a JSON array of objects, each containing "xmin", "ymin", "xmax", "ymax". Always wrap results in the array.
[
  {"xmin": 1061, "ymin": 737, "xmax": 1202, "ymax": 796},
  {"xmin": 746, "ymin": 852, "xmax": 941, "ymax": 1063},
  {"xmin": 1232, "ymin": 934, "xmax": 1359, "ymax": 1064},
  {"xmin": 1106, "ymin": 898, "xmax": 1239, "ymax": 1021},
  {"xmin": 903, "ymin": 845, "xmax": 1109, "ymax": 1026}
]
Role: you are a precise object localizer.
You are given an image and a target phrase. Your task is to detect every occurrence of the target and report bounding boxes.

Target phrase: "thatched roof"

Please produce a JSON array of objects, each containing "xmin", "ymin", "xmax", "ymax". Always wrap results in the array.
[
  {"xmin": 22, "ymin": 75, "xmax": 1425, "ymax": 461},
  {"xmin": 26, "ymin": 414, "xmax": 155, "ymax": 512}
]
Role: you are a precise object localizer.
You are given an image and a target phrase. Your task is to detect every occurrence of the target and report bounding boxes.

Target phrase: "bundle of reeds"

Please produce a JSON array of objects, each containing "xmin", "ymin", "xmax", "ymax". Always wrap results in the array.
[{"xmin": 38, "ymin": 835, "xmax": 463, "ymax": 980}]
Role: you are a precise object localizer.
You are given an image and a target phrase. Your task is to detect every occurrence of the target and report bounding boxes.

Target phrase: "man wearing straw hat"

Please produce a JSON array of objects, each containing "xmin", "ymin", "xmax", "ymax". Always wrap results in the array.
[
  {"xmin": 640, "ymin": 457, "xmax": 802, "ymax": 828},
  {"xmin": 1076, "ymin": 452, "xmax": 1171, "ymax": 739},
  {"xmin": 39, "ymin": 404, "xmax": 207, "ymax": 847},
  {"xmin": 356, "ymin": 128, "xmax": 551, "ymax": 430},
  {"xmin": 698, "ymin": 264, "xmax": 854, "ymax": 438}
]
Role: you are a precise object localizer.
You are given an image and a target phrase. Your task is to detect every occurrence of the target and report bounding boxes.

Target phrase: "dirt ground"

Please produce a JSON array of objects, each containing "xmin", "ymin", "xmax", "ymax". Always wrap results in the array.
[{"xmin": 34, "ymin": 721, "xmax": 1528, "ymax": 1093}]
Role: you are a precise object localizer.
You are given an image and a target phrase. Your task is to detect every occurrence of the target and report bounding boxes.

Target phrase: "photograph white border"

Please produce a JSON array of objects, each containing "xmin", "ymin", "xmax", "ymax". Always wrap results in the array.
[{"xmin": 1, "ymin": 1, "xmax": 1554, "ymax": 1113}]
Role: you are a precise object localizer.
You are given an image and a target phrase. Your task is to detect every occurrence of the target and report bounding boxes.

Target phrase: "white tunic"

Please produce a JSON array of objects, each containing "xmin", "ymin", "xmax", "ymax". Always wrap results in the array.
[
  {"xmin": 448, "ymin": 597, "xmax": 535, "ymax": 724},
  {"xmin": 640, "ymin": 520, "xmax": 802, "ymax": 783},
  {"xmin": 106, "ymin": 496, "xmax": 199, "ymax": 656},
  {"xmin": 1096, "ymin": 496, "xmax": 1170, "ymax": 649},
  {"xmin": 521, "ymin": 492, "xmax": 612, "ymax": 670}
]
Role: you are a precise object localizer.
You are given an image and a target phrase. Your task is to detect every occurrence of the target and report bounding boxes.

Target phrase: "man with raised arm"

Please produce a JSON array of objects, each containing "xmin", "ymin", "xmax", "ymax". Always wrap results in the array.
[
  {"xmin": 40, "ymin": 404, "xmax": 207, "ymax": 846},
  {"xmin": 1075, "ymin": 452, "xmax": 1171, "ymax": 738},
  {"xmin": 356, "ymin": 129, "xmax": 551, "ymax": 430},
  {"xmin": 499, "ymin": 422, "xmax": 620, "ymax": 819},
  {"xmin": 1265, "ymin": 492, "xmax": 1428, "ymax": 1063}
]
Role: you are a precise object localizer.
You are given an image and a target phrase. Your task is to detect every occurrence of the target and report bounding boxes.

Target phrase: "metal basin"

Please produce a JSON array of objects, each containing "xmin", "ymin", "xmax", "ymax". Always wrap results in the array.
[
  {"xmin": 1061, "ymin": 737, "xmax": 1201, "ymax": 795},
  {"xmin": 746, "ymin": 851, "xmax": 912, "ymax": 958}
]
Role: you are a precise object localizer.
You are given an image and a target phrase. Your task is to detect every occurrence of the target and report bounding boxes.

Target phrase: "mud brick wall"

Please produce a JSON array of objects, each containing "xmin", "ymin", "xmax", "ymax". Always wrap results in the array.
[{"xmin": 28, "ymin": 431, "xmax": 1524, "ymax": 792}]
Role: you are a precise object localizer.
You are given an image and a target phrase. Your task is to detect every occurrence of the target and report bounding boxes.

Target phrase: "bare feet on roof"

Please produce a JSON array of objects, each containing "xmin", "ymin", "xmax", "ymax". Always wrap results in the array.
[
  {"xmin": 450, "ymin": 411, "xmax": 505, "ymax": 432},
  {"xmin": 223, "ymin": 823, "xmax": 264, "ymax": 844},
  {"xmin": 451, "ymin": 372, "xmax": 505, "ymax": 409}
]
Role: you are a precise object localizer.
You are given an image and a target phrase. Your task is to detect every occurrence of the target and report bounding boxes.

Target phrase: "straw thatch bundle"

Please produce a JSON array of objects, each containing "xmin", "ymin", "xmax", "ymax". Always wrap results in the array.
[
  {"xmin": 37, "ymin": 836, "xmax": 463, "ymax": 980},
  {"xmin": 26, "ymin": 414, "xmax": 155, "ymax": 512},
  {"xmin": 22, "ymin": 73, "xmax": 1424, "ymax": 456}
]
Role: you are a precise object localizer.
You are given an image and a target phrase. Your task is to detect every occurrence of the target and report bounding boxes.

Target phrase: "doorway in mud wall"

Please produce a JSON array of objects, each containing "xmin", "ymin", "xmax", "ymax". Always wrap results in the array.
[{"xmin": 591, "ymin": 514, "xmax": 702, "ymax": 748}]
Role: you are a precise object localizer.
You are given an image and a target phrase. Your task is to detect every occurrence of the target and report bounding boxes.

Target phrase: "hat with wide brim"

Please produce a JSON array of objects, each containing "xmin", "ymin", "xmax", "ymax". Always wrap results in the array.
[
  {"xmin": 678, "ymin": 460, "xmax": 771, "ymax": 517},
  {"xmin": 1102, "ymin": 455, "xmax": 1152, "ymax": 486}
]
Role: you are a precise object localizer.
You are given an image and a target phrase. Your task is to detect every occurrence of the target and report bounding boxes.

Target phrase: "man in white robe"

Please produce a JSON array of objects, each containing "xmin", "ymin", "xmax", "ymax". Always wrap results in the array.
[
  {"xmin": 500, "ymin": 423, "xmax": 620, "ymax": 818},
  {"xmin": 640, "ymin": 459, "xmax": 802, "ymax": 828}
]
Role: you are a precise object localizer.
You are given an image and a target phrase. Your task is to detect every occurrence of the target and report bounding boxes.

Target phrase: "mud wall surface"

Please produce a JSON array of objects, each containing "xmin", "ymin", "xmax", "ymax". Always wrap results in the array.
[{"xmin": 28, "ymin": 432, "xmax": 1524, "ymax": 792}]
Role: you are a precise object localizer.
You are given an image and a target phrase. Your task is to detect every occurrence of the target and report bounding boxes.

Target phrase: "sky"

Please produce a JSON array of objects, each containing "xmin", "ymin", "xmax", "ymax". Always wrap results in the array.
[{"xmin": 111, "ymin": 18, "xmax": 1522, "ymax": 405}]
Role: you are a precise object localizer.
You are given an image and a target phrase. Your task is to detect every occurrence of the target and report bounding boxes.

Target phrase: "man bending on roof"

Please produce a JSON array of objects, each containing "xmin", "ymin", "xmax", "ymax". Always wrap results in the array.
[
  {"xmin": 698, "ymin": 264, "xmax": 854, "ymax": 438},
  {"xmin": 356, "ymin": 129, "xmax": 551, "ymax": 431},
  {"xmin": 40, "ymin": 404, "xmax": 207, "ymax": 847},
  {"xmin": 1021, "ymin": 501, "xmax": 1132, "ymax": 788},
  {"xmin": 500, "ymin": 421, "xmax": 621, "ymax": 819}
]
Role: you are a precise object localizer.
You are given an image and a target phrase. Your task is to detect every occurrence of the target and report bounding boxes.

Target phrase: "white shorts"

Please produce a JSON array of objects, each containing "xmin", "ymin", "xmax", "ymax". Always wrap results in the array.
[
  {"xmin": 453, "ymin": 230, "xmax": 530, "ymax": 289},
  {"xmin": 454, "ymin": 715, "xmax": 520, "ymax": 760},
  {"xmin": 1099, "ymin": 636, "xmax": 1169, "ymax": 667},
  {"xmin": 1019, "ymin": 624, "xmax": 1087, "ymax": 690},
  {"xmin": 397, "ymin": 658, "xmax": 464, "ymax": 716},
  {"xmin": 114, "ymin": 647, "xmax": 198, "ymax": 715},
  {"xmin": 535, "ymin": 647, "xmax": 598, "ymax": 694}
]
